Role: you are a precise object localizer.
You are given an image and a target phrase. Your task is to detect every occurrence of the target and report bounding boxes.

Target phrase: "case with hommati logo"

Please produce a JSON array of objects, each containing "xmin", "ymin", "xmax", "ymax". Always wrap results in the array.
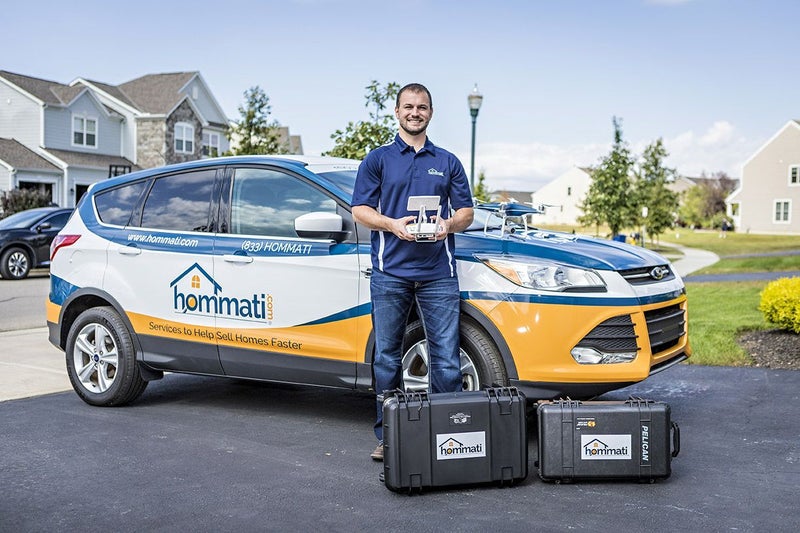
[
  {"xmin": 536, "ymin": 398, "xmax": 680, "ymax": 483},
  {"xmin": 382, "ymin": 387, "xmax": 528, "ymax": 493}
]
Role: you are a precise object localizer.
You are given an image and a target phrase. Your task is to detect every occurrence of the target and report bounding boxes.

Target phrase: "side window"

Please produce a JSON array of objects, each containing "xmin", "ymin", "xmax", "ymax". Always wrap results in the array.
[
  {"xmin": 43, "ymin": 211, "xmax": 71, "ymax": 231},
  {"xmin": 230, "ymin": 167, "xmax": 337, "ymax": 237},
  {"xmin": 95, "ymin": 181, "xmax": 148, "ymax": 226},
  {"xmin": 175, "ymin": 122, "xmax": 195, "ymax": 153},
  {"xmin": 141, "ymin": 169, "xmax": 216, "ymax": 231}
]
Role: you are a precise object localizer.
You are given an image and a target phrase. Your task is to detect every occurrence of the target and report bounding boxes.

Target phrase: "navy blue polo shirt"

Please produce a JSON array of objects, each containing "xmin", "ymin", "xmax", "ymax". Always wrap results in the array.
[{"xmin": 351, "ymin": 134, "xmax": 473, "ymax": 281}]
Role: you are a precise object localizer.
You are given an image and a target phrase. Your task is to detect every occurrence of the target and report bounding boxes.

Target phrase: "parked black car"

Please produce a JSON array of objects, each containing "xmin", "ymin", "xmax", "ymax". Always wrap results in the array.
[{"xmin": 0, "ymin": 207, "xmax": 73, "ymax": 280}]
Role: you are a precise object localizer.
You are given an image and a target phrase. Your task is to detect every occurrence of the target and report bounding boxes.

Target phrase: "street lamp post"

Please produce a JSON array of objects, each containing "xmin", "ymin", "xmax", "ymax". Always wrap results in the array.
[{"xmin": 467, "ymin": 84, "xmax": 483, "ymax": 191}]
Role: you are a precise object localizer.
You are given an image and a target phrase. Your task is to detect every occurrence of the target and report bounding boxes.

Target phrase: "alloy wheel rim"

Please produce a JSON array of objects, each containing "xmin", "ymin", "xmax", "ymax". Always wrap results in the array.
[
  {"xmin": 72, "ymin": 323, "xmax": 119, "ymax": 393},
  {"xmin": 8, "ymin": 251, "xmax": 28, "ymax": 277},
  {"xmin": 401, "ymin": 340, "xmax": 479, "ymax": 392}
]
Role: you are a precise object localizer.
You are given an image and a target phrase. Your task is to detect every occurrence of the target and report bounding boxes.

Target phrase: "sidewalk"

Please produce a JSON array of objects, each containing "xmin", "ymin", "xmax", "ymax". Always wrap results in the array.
[
  {"xmin": 662, "ymin": 242, "xmax": 720, "ymax": 277},
  {"xmin": 0, "ymin": 327, "xmax": 70, "ymax": 402}
]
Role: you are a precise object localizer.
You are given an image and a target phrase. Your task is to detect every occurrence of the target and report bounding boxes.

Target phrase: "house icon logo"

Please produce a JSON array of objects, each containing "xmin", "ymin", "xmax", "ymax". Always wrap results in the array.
[
  {"xmin": 170, "ymin": 263, "xmax": 222, "ymax": 315},
  {"xmin": 169, "ymin": 262, "xmax": 270, "ymax": 323},
  {"xmin": 436, "ymin": 431, "xmax": 486, "ymax": 461}
]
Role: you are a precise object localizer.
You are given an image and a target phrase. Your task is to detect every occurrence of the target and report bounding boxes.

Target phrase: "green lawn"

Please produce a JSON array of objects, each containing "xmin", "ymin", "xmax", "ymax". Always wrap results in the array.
[
  {"xmin": 662, "ymin": 233, "xmax": 798, "ymax": 365},
  {"xmin": 685, "ymin": 281, "xmax": 768, "ymax": 366}
]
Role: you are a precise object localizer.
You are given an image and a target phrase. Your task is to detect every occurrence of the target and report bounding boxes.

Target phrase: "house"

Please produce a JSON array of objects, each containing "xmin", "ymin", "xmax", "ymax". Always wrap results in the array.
[
  {"xmin": 530, "ymin": 166, "xmax": 592, "ymax": 225},
  {"xmin": 0, "ymin": 70, "xmax": 231, "ymax": 207},
  {"xmin": 726, "ymin": 120, "xmax": 800, "ymax": 234},
  {"xmin": 489, "ymin": 190, "xmax": 534, "ymax": 204}
]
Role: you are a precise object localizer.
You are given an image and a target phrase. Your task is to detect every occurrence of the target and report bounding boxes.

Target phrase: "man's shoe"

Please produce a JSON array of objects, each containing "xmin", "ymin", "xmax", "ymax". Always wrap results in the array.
[{"xmin": 371, "ymin": 442, "xmax": 384, "ymax": 461}]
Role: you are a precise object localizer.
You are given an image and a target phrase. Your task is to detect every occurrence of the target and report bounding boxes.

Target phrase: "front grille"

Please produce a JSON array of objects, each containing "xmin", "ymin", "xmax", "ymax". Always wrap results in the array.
[
  {"xmin": 620, "ymin": 265, "xmax": 675, "ymax": 285},
  {"xmin": 574, "ymin": 315, "xmax": 639, "ymax": 353},
  {"xmin": 645, "ymin": 304, "xmax": 686, "ymax": 353}
]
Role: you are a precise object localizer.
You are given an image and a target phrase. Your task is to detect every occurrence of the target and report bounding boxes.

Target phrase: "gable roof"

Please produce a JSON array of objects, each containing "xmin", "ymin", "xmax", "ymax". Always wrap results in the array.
[
  {"xmin": 742, "ymin": 120, "xmax": 800, "ymax": 168},
  {"xmin": 0, "ymin": 70, "xmax": 72, "ymax": 106},
  {"xmin": 117, "ymin": 72, "xmax": 198, "ymax": 114},
  {"xmin": 0, "ymin": 138, "xmax": 60, "ymax": 171}
]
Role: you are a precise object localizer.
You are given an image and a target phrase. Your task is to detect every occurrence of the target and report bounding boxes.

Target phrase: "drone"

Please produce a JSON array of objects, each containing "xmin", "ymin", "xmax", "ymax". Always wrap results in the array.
[{"xmin": 474, "ymin": 201, "xmax": 543, "ymax": 238}]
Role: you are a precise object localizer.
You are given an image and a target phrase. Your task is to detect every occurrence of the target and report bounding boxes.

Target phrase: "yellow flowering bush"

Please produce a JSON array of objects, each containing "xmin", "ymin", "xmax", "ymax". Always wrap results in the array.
[{"xmin": 759, "ymin": 277, "xmax": 800, "ymax": 334}]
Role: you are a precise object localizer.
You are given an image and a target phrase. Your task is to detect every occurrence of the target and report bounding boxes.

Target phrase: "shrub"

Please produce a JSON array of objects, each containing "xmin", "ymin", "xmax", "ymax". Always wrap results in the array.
[
  {"xmin": 759, "ymin": 277, "xmax": 800, "ymax": 333},
  {"xmin": 0, "ymin": 188, "xmax": 54, "ymax": 218}
]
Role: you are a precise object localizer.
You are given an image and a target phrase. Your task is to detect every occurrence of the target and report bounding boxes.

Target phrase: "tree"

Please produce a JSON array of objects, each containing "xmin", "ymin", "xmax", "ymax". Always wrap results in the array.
[
  {"xmin": 633, "ymin": 138, "xmax": 679, "ymax": 245},
  {"xmin": 226, "ymin": 86, "xmax": 287, "ymax": 155},
  {"xmin": 579, "ymin": 117, "xmax": 635, "ymax": 236},
  {"xmin": 677, "ymin": 171, "xmax": 738, "ymax": 228},
  {"xmin": 473, "ymin": 169, "xmax": 491, "ymax": 203},
  {"xmin": 324, "ymin": 80, "xmax": 400, "ymax": 159}
]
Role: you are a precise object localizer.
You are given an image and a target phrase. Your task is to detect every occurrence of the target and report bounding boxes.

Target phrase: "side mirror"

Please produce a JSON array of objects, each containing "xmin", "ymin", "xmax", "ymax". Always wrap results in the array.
[
  {"xmin": 36, "ymin": 222, "xmax": 52, "ymax": 233},
  {"xmin": 294, "ymin": 212, "xmax": 349, "ymax": 242}
]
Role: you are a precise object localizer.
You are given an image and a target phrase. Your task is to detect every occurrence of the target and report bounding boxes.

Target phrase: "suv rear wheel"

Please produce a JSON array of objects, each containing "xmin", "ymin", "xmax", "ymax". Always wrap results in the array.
[
  {"xmin": 0, "ymin": 247, "xmax": 31, "ymax": 280},
  {"xmin": 65, "ymin": 307, "xmax": 147, "ymax": 406},
  {"xmin": 401, "ymin": 319, "xmax": 508, "ymax": 392}
]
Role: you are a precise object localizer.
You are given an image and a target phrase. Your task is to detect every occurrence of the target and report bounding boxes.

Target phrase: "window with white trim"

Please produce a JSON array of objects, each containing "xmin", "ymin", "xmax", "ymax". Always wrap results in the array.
[
  {"xmin": 73, "ymin": 116, "xmax": 97, "ymax": 147},
  {"xmin": 773, "ymin": 200, "xmax": 791, "ymax": 223},
  {"xmin": 174, "ymin": 122, "xmax": 194, "ymax": 154},
  {"xmin": 202, "ymin": 132, "xmax": 220, "ymax": 157},
  {"xmin": 790, "ymin": 165, "xmax": 800, "ymax": 186}
]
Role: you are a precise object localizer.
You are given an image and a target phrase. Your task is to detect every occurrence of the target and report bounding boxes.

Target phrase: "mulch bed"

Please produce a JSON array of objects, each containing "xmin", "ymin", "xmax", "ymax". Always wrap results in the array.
[{"xmin": 738, "ymin": 329, "xmax": 800, "ymax": 370}]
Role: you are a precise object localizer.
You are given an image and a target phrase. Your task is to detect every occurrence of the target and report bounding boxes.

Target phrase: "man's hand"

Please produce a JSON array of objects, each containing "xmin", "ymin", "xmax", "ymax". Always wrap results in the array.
[
  {"xmin": 392, "ymin": 216, "xmax": 418, "ymax": 241},
  {"xmin": 353, "ymin": 205, "xmax": 417, "ymax": 241}
]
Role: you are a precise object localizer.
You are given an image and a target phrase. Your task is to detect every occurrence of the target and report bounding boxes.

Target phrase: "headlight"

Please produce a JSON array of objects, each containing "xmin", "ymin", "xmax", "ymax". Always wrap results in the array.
[{"xmin": 477, "ymin": 255, "xmax": 606, "ymax": 292}]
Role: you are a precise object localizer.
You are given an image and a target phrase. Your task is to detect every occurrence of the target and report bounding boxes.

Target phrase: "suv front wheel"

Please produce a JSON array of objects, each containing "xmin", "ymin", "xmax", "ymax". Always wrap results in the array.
[
  {"xmin": 401, "ymin": 319, "xmax": 508, "ymax": 392},
  {"xmin": 65, "ymin": 307, "xmax": 147, "ymax": 406}
]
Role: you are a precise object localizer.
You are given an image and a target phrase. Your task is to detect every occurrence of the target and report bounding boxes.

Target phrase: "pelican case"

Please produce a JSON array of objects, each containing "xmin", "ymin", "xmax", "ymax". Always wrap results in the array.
[
  {"xmin": 536, "ymin": 398, "xmax": 680, "ymax": 483},
  {"xmin": 382, "ymin": 387, "xmax": 528, "ymax": 493}
]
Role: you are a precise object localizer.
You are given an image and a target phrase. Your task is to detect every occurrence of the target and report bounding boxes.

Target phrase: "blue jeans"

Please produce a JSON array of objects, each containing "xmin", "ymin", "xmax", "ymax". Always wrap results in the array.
[{"xmin": 370, "ymin": 268, "xmax": 462, "ymax": 441}]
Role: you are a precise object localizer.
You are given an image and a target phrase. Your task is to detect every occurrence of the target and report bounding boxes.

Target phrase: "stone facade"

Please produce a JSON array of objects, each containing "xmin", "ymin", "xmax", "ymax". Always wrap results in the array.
[
  {"xmin": 136, "ymin": 119, "xmax": 166, "ymax": 169},
  {"xmin": 165, "ymin": 101, "xmax": 203, "ymax": 165}
]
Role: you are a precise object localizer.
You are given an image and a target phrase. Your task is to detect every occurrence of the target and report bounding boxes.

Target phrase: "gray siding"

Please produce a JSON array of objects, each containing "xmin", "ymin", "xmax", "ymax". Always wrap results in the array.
[
  {"xmin": 88, "ymin": 90, "xmax": 138, "ymax": 162},
  {"xmin": 0, "ymin": 80, "xmax": 41, "ymax": 147},
  {"xmin": 184, "ymin": 78, "xmax": 226, "ymax": 125},
  {"xmin": 43, "ymin": 93, "xmax": 122, "ymax": 156},
  {"xmin": 739, "ymin": 124, "xmax": 800, "ymax": 234}
]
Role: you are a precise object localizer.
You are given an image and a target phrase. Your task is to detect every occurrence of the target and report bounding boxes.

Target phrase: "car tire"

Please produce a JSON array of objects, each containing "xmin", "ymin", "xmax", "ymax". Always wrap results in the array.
[
  {"xmin": 401, "ymin": 318, "xmax": 508, "ymax": 392},
  {"xmin": 0, "ymin": 247, "xmax": 31, "ymax": 280},
  {"xmin": 65, "ymin": 306, "xmax": 148, "ymax": 406}
]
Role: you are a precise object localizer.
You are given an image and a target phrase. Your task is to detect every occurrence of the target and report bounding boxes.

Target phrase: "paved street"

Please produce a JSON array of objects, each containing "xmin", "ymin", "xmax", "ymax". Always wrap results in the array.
[
  {"xmin": 2, "ymin": 248, "xmax": 799, "ymax": 531},
  {"xmin": 1, "ymin": 364, "xmax": 799, "ymax": 532}
]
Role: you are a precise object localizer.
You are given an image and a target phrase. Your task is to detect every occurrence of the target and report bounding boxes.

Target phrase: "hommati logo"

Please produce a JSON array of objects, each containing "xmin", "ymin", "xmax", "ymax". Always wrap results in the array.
[
  {"xmin": 581, "ymin": 434, "xmax": 632, "ymax": 460},
  {"xmin": 436, "ymin": 431, "xmax": 486, "ymax": 460}
]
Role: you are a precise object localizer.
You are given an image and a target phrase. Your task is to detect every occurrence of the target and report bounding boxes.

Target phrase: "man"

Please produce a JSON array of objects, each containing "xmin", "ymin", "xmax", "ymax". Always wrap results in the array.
[{"xmin": 351, "ymin": 83, "xmax": 475, "ymax": 461}]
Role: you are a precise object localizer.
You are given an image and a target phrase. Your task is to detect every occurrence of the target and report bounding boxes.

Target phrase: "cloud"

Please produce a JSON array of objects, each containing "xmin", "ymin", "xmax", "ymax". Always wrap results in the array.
[
  {"xmin": 660, "ymin": 121, "xmax": 757, "ymax": 178},
  {"xmin": 457, "ymin": 141, "xmax": 608, "ymax": 193},
  {"xmin": 463, "ymin": 121, "xmax": 759, "ymax": 192}
]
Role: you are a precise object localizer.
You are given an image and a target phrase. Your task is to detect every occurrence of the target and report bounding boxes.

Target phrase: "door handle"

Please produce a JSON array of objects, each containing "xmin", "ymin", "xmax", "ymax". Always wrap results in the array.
[
  {"xmin": 223, "ymin": 253, "xmax": 254, "ymax": 264},
  {"xmin": 118, "ymin": 244, "xmax": 142, "ymax": 256}
]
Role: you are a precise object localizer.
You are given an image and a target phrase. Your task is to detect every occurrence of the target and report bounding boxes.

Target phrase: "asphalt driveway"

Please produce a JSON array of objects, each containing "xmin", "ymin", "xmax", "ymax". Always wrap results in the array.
[{"xmin": 2, "ymin": 364, "xmax": 798, "ymax": 532}]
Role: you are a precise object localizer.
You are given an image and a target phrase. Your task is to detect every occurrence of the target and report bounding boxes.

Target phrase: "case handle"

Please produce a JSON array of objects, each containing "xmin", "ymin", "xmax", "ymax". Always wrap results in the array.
[{"xmin": 671, "ymin": 421, "xmax": 681, "ymax": 458}]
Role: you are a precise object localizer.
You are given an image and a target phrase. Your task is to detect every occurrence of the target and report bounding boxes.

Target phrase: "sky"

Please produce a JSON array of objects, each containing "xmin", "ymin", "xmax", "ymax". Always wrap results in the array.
[{"xmin": 3, "ymin": 0, "xmax": 799, "ymax": 192}]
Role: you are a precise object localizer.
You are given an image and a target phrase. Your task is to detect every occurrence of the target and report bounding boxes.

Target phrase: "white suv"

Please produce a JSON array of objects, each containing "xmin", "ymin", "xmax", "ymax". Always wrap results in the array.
[{"xmin": 48, "ymin": 155, "xmax": 690, "ymax": 406}]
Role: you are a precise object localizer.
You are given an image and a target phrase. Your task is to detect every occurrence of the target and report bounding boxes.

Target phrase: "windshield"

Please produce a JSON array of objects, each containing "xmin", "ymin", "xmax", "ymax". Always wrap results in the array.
[
  {"xmin": 0, "ymin": 209, "xmax": 51, "ymax": 230},
  {"xmin": 467, "ymin": 207, "xmax": 508, "ymax": 230},
  {"xmin": 319, "ymin": 170, "xmax": 357, "ymax": 197}
]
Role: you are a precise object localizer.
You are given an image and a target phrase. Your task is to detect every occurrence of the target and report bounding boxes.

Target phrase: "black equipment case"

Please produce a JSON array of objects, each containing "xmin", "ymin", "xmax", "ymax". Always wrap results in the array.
[
  {"xmin": 382, "ymin": 387, "xmax": 528, "ymax": 493},
  {"xmin": 536, "ymin": 398, "xmax": 679, "ymax": 483}
]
